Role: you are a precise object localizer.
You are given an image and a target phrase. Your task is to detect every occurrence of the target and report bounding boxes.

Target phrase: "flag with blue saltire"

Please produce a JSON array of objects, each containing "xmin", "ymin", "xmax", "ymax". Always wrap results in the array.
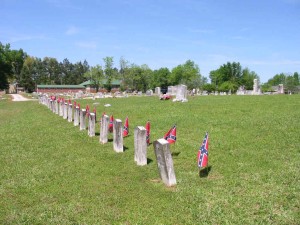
[
  {"xmin": 197, "ymin": 132, "xmax": 209, "ymax": 168},
  {"xmin": 164, "ymin": 125, "xmax": 176, "ymax": 144},
  {"xmin": 123, "ymin": 117, "xmax": 129, "ymax": 137},
  {"xmin": 145, "ymin": 121, "xmax": 150, "ymax": 145}
]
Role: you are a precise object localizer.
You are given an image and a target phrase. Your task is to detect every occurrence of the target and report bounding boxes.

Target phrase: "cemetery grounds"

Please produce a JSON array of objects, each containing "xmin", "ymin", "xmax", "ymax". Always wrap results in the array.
[{"xmin": 0, "ymin": 94, "xmax": 299, "ymax": 224}]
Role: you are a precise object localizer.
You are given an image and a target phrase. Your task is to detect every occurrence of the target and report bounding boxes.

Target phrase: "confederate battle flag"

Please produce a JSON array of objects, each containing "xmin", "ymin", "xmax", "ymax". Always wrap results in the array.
[
  {"xmin": 164, "ymin": 125, "xmax": 176, "ymax": 144},
  {"xmin": 86, "ymin": 105, "xmax": 90, "ymax": 116},
  {"xmin": 197, "ymin": 132, "xmax": 209, "ymax": 168},
  {"xmin": 123, "ymin": 117, "xmax": 129, "ymax": 137},
  {"xmin": 145, "ymin": 121, "xmax": 150, "ymax": 145},
  {"xmin": 109, "ymin": 115, "xmax": 114, "ymax": 133}
]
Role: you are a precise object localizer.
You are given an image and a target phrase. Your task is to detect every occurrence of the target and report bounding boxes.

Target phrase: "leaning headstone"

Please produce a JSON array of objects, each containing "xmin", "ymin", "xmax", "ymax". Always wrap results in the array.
[
  {"xmin": 100, "ymin": 115, "xmax": 109, "ymax": 144},
  {"xmin": 88, "ymin": 113, "xmax": 96, "ymax": 137},
  {"xmin": 68, "ymin": 104, "xmax": 73, "ymax": 122},
  {"xmin": 153, "ymin": 138, "xmax": 177, "ymax": 186},
  {"xmin": 73, "ymin": 106, "xmax": 80, "ymax": 126},
  {"xmin": 134, "ymin": 126, "xmax": 147, "ymax": 166},
  {"xmin": 63, "ymin": 102, "xmax": 68, "ymax": 119},
  {"xmin": 80, "ymin": 109, "xmax": 87, "ymax": 131},
  {"xmin": 113, "ymin": 119, "xmax": 123, "ymax": 152}
]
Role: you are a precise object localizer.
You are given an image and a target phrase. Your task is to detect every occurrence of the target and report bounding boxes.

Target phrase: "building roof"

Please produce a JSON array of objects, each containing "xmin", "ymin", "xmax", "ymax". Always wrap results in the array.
[
  {"xmin": 37, "ymin": 85, "xmax": 85, "ymax": 89},
  {"xmin": 80, "ymin": 79, "xmax": 122, "ymax": 86}
]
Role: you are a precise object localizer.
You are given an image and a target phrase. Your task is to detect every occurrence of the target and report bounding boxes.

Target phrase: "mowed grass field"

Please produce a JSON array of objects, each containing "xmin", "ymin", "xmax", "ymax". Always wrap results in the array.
[{"xmin": 0, "ymin": 94, "xmax": 299, "ymax": 224}]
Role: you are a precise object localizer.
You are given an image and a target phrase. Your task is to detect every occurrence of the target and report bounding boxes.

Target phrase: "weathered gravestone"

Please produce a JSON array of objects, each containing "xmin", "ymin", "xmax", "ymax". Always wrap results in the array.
[
  {"xmin": 134, "ymin": 126, "xmax": 147, "ymax": 166},
  {"xmin": 59, "ymin": 101, "xmax": 64, "ymax": 116},
  {"xmin": 153, "ymin": 138, "xmax": 177, "ymax": 186},
  {"xmin": 100, "ymin": 115, "xmax": 109, "ymax": 144},
  {"xmin": 80, "ymin": 109, "xmax": 87, "ymax": 131},
  {"xmin": 55, "ymin": 100, "xmax": 59, "ymax": 114},
  {"xmin": 68, "ymin": 104, "xmax": 73, "ymax": 122},
  {"xmin": 155, "ymin": 87, "xmax": 161, "ymax": 95},
  {"xmin": 73, "ymin": 106, "xmax": 80, "ymax": 126},
  {"xmin": 63, "ymin": 102, "xmax": 68, "ymax": 119},
  {"xmin": 174, "ymin": 84, "xmax": 188, "ymax": 102},
  {"xmin": 113, "ymin": 119, "xmax": 123, "ymax": 152},
  {"xmin": 88, "ymin": 113, "xmax": 96, "ymax": 137}
]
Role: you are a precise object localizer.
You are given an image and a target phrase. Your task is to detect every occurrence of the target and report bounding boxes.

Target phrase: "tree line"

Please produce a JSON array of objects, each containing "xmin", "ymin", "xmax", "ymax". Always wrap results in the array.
[{"xmin": 1, "ymin": 42, "xmax": 299, "ymax": 93}]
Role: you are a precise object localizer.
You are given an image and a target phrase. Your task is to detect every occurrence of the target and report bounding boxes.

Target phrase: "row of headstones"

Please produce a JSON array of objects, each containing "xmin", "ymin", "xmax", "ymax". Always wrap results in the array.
[{"xmin": 38, "ymin": 95, "xmax": 176, "ymax": 186}]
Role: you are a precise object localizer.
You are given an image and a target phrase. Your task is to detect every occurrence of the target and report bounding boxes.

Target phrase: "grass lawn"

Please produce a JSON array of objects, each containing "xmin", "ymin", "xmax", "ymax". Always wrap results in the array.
[{"xmin": 0, "ymin": 94, "xmax": 299, "ymax": 224}]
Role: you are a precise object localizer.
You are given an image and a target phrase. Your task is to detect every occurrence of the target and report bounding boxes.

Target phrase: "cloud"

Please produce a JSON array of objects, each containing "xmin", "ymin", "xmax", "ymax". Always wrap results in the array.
[{"xmin": 65, "ymin": 26, "xmax": 79, "ymax": 35}]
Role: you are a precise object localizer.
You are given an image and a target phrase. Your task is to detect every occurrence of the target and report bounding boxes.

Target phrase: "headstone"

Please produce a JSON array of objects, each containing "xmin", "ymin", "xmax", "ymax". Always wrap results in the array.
[
  {"xmin": 137, "ymin": 91, "xmax": 142, "ymax": 96},
  {"xmin": 155, "ymin": 87, "xmax": 161, "ymax": 95},
  {"xmin": 88, "ymin": 113, "xmax": 96, "ymax": 137},
  {"xmin": 134, "ymin": 126, "xmax": 147, "ymax": 166},
  {"xmin": 80, "ymin": 109, "xmax": 87, "ymax": 131},
  {"xmin": 74, "ymin": 106, "xmax": 80, "ymax": 126},
  {"xmin": 63, "ymin": 102, "xmax": 68, "ymax": 119},
  {"xmin": 113, "ymin": 119, "xmax": 123, "ymax": 152},
  {"xmin": 100, "ymin": 115, "xmax": 109, "ymax": 144},
  {"xmin": 175, "ymin": 84, "xmax": 188, "ymax": 102},
  {"xmin": 50, "ymin": 100, "xmax": 53, "ymax": 112},
  {"xmin": 253, "ymin": 79, "xmax": 258, "ymax": 93},
  {"xmin": 59, "ymin": 101, "xmax": 64, "ymax": 116},
  {"xmin": 55, "ymin": 100, "xmax": 59, "ymax": 114},
  {"xmin": 153, "ymin": 138, "xmax": 177, "ymax": 186},
  {"xmin": 278, "ymin": 84, "xmax": 284, "ymax": 94},
  {"xmin": 68, "ymin": 104, "xmax": 73, "ymax": 122},
  {"xmin": 146, "ymin": 90, "xmax": 153, "ymax": 96}
]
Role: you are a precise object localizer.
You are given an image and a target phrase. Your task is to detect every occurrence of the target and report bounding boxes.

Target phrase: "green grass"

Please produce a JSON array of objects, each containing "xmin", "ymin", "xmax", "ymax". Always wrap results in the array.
[{"xmin": 0, "ymin": 94, "xmax": 299, "ymax": 224}]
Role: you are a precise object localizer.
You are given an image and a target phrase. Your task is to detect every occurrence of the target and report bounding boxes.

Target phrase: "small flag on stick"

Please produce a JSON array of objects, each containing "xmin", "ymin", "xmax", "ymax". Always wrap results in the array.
[
  {"xmin": 86, "ymin": 105, "xmax": 90, "ymax": 116},
  {"xmin": 109, "ymin": 115, "xmax": 114, "ymax": 133},
  {"xmin": 197, "ymin": 132, "xmax": 209, "ymax": 168},
  {"xmin": 164, "ymin": 125, "xmax": 176, "ymax": 144},
  {"xmin": 123, "ymin": 117, "xmax": 129, "ymax": 137},
  {"xmin": 145, "ymin": 121, "xmax": 150, "ymax": 145}
]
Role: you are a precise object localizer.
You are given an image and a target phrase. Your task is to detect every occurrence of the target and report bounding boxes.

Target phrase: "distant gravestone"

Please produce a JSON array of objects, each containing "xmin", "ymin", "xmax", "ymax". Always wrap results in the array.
[
  {"xmin": 100, "ymin": 115, "xmax": 109, "ymax": 144},
  {"xmin": 174, "ymin": 84, "xmax": 188, "ymax": 102},
  {"xmin": 134, "ymin": 126, "xmax": 147, "ymax": 166},
  {"xmin": 55, "ymin": 100, "xmax": 59, "ymax": 114},
  {"xmin": 63, "ymin": 102, "xmax": 68, "ymax": 119},
  {"xmin": 155, "ymin": 87, "xmax": 161, "ymax": 95},
  {"xmin": 137, "ymin": 91, "xmax": 142, "ymax": 96},
  {"xmin": 146, "ymin": 90, "xmax": 153, "ymax": 96},
  {"xmin": 153, "ymin": 138, "xmax": 176, "ymax": 186},
  {"xmin": 278, "ymin": 84, "xmax": 284, "ymax": 94},
  {"xmin": 113, "ymin": 119, "xmax": 123, "ymax": 152},
  {"xmin": 68, "ymin": 104, "xmax": 73, "ymax": 122},
  {"xmin": 88, "ymin": 113, "xmax": 96, "ymax": 137},
  {"xmin": 59, "ymin": 101, "xmax": 64, "ymax": 116},
  {"xmin": 74, "ymin": 106, "xmax": 80, "ymax": 126},
  {"xmin": 80, "ymin": 109, "xmax": 87, "ymax": 131}
]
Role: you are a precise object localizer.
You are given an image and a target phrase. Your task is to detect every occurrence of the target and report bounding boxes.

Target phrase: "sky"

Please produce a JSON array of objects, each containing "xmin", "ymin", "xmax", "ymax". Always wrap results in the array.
[{"xmin": 1, "ymin": 0, "xmax": 300, "ymax": 82}]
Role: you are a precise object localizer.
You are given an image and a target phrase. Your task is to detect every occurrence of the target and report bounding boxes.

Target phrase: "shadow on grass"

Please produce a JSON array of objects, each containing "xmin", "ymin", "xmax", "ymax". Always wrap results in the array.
[
  {"xmin": 95, "ymin": 132, "xmax": 100, "ymax": 136},
  {"xmin": 171, "ymin": 151, "xmax": 181, "ymax": 156},
  {"xmin": 123, "ymin": 146, "xmax": 129, "ymax": 151},
  {"xmin": 147, "ymin": 158, "xmax": 153, "ymax": 164},
  {"xmin": 199, "ymin": 166, "xmax": 212, "ymax": 178},
  {"xmin": 108, "ymin": 138, "xmax": 113, "ymax": 142}
]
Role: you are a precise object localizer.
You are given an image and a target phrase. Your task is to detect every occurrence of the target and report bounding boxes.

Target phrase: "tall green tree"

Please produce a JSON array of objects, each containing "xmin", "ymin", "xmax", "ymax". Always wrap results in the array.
[
  {"xmin": 84, "ymin": 65, "xmax": 104, "ymax": 92},
  {"xmin": 0, "ymin": 43, "xmax": 11, "ymax": 90},
  {"xmin": 20, "ymin": 56, "xmax": 36, "ymax": 92},
  {"xmin": 241, "ymin": 68, "xmax": 259, "ymax": 90},
  {"xmin": 103, "ymin": 56, "xmax": 114, "ymax": 91},
  {"xmin": 151, "ymin": 67, "xmax": 171, "ymax": 88}
]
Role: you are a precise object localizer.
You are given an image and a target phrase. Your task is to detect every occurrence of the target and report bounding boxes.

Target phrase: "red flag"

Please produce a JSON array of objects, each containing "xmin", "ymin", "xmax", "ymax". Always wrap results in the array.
[
  {"xmin": 164, "ymin": 125, "xmax": 176, "ymax": 144},
  {"xmin": 86, "ymin": 105, "xmax": 90, "ymax": 116},
  {"xmin": 68, "ymin": 99, "xmax": 71, "ymax": 104},
  {"xmin": 77, "ymin": 103, "xmax": 80, "ymax": 109},
  {"xmin": 74, "ymin": 101, "xmax": 76, "ymax": 108},
  {"xmin": 109, "ymin": 115, "xmax": 114, "ymax": 133},
  {"xmin": 145, "ymin": 121, "xmax": 150, "ymax": 145},
  {"xmin": 197, "ymin": 132, "xmax": 209, "ymax": 168},
  {"xmin": 123, "ymin": 117, "xmax": 129, "ymax": 137}
]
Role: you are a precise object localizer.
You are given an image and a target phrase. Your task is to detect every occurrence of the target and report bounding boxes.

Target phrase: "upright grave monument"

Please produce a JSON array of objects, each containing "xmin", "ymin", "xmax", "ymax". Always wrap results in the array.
[
  {"xmin": 113, "ymin": 119, "xmax": 123, "ymax": 152},
  {"xmin": 134, "ymin": 126, "xmax": 147, "ymax": 166}
]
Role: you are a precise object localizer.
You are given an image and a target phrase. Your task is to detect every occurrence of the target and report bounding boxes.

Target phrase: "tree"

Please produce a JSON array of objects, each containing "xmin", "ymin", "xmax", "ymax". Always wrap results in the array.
[
  {"xmin": 241, "ymin": 68, "xmax": 259, "ymax": 90},
  {"xmin": 0, "ymin": 42, "xmax": 11, "ymax": 90},
  {"xmin": 151, "ymin": 67, "xmax": 171, "ymax": 88},
  {"xmin": 293, "ymin": 72, "xmax": 299, "ymax": 85},
  {"xmin": 20, "ymin": 56, "xmax": 36, "ymax": 92},
  {"xmin": 103, "ymin": 57, "xmax": 114, "ymax": 91},
  {"xmin": 170, "ymin": 60, "xmax": 202, "ymax": 89},
  {"xmin": 84, "ymin": 65, "xmax": 104, "ymax": 92}
]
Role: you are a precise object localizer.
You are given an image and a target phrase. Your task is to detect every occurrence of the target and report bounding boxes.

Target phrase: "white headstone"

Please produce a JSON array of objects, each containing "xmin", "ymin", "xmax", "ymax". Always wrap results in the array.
[
  {"xmin": 134, "ymin": 126, "xmax": 147, "ymax": 166},
  {"xmin": 113, "ymin": 119, "xmax": 123, "ymax": 152}
]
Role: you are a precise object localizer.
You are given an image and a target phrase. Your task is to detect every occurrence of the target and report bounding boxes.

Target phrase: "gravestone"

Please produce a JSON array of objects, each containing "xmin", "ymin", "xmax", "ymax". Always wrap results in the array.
[
  {"xmin": 134, "ymin": 126, "xmax": 147, "ymax": 166},
  {"xmin": 253, "ymin": 79, "xmax": 258, "ymax": 93},
  {"xmin": 153, "ymin": 138, "xmax": 177, "ymax": 186},
  {"xmin": 137, "ymin": 91, "xmax": 142, "ymax": 96},
  {"xmin": 100, "ymin": 115, "xmax": 109, "ymax": 144},
  {"xmin": 113, "ymin": 119, "xmax": 123, "ymax": 152},
  {"xmin": 174, "ymin": 84, "xmax": 188, "ymax": 102},
  {"xmin": 74, "ymin": 106, "xmax": 80, "ymax": 126},
  {"xmin": 155, "ymin": 87, "xmax": 161, "ymax": 95},
  {"xmin": 55, "ymin": 100, "xmax": 59, "ymax": 114},
  {"xmin": 63, "ymin": 102, "xmax": 68, "ymax": 119},
  {"xmin": 59, "ymin": 101, "xmax": 64, "ymax": 116},
  {"xmin": 278, "ymin": 84, "xmax": 284, "ymax": 94},
  {"xmin": 88, "ymin": 113, "xmax": 96, "ymax": 137},
  {"xmin": 50, "ymin": 99, "xmax": 53, "ymax": 111},
  {"xmin": 80, "ymin": 109, "xmax": 87, "ymax": 131},
  {"xmin": 68, "ymin": 104, "xmax": 73, "ymax": 122}
]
